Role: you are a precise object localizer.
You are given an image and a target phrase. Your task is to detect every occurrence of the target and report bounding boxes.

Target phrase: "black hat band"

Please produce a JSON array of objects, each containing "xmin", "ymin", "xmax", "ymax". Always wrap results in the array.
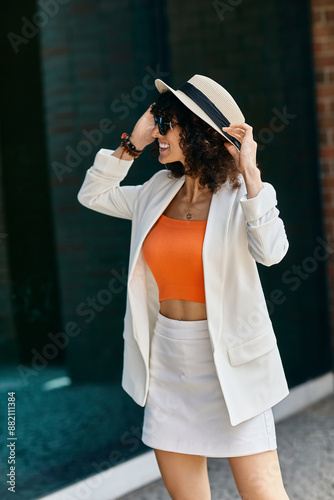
[{"xmin": 178, "ymin": 81, "xmax": 241, "ymax": 151}]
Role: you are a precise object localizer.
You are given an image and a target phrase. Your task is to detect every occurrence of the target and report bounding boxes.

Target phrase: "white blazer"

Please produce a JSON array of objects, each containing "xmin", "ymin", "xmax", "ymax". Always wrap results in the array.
[{"xmin": 77, "ymin": 148, "xmax": 290, "ymax": 426}]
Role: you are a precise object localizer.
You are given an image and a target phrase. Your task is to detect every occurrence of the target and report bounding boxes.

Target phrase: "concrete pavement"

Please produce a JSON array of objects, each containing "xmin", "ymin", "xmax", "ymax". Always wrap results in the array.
[{"xmin": 118, "ymin": 393, "xmax": 334, "ymax": 499}]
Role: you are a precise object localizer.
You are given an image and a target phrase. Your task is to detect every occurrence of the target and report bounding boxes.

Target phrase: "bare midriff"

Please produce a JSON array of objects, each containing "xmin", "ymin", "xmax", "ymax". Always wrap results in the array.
[{"xmin": 159, "ymin": 299, "xmax": 208, "ymax": 321}]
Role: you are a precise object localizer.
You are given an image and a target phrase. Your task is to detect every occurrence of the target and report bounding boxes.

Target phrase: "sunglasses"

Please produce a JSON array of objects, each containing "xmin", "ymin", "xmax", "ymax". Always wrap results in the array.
[{"xmin": 154, "ymin": 115, "xmax": 180, "ymax": 135}]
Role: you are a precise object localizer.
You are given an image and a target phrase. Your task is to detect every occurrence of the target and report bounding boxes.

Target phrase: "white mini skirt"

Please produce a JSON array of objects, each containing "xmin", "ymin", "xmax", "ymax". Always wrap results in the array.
[{"xmin": 141, "ymin": 311, "xmax": 277, "ymax": 458}]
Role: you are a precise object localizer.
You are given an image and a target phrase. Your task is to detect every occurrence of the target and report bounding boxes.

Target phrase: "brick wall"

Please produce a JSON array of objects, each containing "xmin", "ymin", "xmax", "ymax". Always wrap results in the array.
[{"xmin": 310, "ymin": 0, "xmax": 334, "ymax": 350}]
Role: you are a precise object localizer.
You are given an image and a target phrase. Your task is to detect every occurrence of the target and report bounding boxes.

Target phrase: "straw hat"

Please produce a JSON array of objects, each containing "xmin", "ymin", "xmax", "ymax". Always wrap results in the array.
[{"xmin": 155, "ymin": 75, "xmax": 245, "ymax": 151}]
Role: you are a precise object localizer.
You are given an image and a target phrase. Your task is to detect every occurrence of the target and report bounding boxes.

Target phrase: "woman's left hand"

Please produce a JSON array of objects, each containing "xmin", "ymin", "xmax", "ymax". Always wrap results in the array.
[{"xmin": 222, "ymin": 123, "xmax": 258, "ymax": 175}]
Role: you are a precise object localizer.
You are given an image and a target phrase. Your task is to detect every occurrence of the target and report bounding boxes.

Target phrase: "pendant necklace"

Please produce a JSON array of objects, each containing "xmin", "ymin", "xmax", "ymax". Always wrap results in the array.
[{"xmin": 186, "ymin": 206, "xmax": 192, "ymax": 220}]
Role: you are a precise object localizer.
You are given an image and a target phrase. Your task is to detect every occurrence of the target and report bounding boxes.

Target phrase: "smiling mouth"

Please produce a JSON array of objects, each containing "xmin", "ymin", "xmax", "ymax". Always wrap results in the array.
[{"xmin": 159, "ymin": 142, "xmax": 170, "ymax": 152}]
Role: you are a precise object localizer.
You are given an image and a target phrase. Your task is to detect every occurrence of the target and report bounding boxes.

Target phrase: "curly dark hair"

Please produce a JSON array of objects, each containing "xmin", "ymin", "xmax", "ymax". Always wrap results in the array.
[{"xmin": 150, "ymin": 90, "xmax": 243, "ymax": 194}]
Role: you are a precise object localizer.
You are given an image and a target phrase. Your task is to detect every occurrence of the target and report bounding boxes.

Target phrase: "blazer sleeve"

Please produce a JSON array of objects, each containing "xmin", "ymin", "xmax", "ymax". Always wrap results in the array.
[
  {"xmin": 77, "ymin": 148, "xmax": 142, "ymax": 220},
  {"xmin": 239, "ymin": 182, "xmax": 289, "ymax": 266}
]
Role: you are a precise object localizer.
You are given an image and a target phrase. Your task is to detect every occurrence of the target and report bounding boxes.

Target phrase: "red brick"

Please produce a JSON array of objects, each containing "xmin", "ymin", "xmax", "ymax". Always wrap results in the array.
[
  {"xmin": 322, "ymin": 206, "xmax": 334, "ymax": 218},
  {"xmin": 312, "ymin": 9, "xmax": 323, "ymax": 24},
  {"xmin": 312, "ymin": 40, "xmax": 321, "ymax": 52},
  {"xmin": 320, "ymin": 146, "xmax": 334, "ymax": 158},
  {"xmin": 320, "ymin": 160, "xmax": 332, "ymax": 175},
  {"xmin": 319, "ymin": 130, "xmax": 328, "ymax": 143},
  {"xmin": 317, "ymin": 85, "xmax": 334, "ymax": 97},
  {"xmin": 313, "ymin": 38, "xmax": 334, "ymax": 52},
  {"xmin": 318, "ymin": 116, "xmax": 334, "ymax": 127},
  {"xmin": 322, "ymin": 191, "xmax": 332, "ymax": 205},
  {"xmin": 315, "ymin": 68, "xmax": 326, "ymax": 82},
  {"xmin": 314, "ymin": 54, "xmax": 334, "ymax": 66},
  {"xmin": 312, "ymin": 24, "xmax": 334, "ymax": 37},
  {"xmin": 325, "ymin": 9, "xmax": 334, "ymax": 22},
  {"xmin": 327, "ymin": 266, "xmax": 334, "ymax": 278},
  {"xmin": 322, "ymin": 176, "xmax": 334, "ymax": 187},
  {"xmin": 316, "ymin": 98, "xmax": 328, "ymax": 114},
  {"xmin": 311, "ymin": 0, "xmax": 334, "ymax": 7}
]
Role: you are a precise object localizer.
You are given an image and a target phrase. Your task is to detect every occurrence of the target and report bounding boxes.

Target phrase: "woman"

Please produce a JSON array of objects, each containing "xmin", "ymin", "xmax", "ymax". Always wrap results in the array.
[{"xmin": 77, "ymin": 75, "xmax": 290, "ymax": 499}]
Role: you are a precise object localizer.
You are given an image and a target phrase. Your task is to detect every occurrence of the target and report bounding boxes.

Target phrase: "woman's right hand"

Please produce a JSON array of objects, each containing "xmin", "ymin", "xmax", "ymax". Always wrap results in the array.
[{"xmin": 129, "ymin": 103, "xmax": 156, "ymax": 151}]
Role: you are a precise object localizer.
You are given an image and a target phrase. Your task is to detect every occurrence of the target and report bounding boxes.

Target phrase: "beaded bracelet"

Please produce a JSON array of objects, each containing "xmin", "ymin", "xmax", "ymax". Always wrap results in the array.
[{"xmin": 120, "ymin": 133, "xmax": 143, "ymax": 158}]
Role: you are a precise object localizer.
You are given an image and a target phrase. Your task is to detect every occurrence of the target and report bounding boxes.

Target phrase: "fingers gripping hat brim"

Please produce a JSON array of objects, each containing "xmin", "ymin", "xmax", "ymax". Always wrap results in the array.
[{"xmin": 155, "ymin": 75, "xmax": 245, "ymax": 151}]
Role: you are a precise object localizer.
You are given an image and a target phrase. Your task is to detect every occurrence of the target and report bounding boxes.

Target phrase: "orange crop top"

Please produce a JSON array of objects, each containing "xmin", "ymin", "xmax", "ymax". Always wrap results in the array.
[{"xmin": 142, "ymin": 214, "xmax": 207, "ymax": 304}]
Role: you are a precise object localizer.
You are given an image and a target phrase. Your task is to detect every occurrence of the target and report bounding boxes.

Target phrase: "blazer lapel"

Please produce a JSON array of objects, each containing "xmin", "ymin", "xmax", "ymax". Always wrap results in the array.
[
  {"xmin": 128, "ymin": 173, "xmax": 186, "ymax": 282},
  {"xmin": 203, "ymin": 183, "xmax": 239, "ymax": 349}
]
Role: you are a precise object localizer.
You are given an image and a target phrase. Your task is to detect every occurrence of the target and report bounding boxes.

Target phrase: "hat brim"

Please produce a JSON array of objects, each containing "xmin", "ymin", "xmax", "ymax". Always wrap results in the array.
[{"xmin": 155, "ymin": 79, "xmax": 242, "ymax": 151}]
